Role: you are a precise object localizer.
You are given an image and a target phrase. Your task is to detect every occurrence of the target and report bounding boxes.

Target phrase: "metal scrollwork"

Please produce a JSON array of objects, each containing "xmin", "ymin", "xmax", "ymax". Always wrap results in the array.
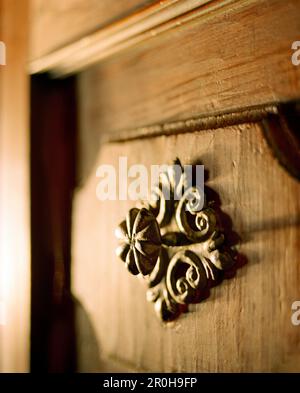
[{"xmin": 115, "ymin": 160, "xmax": 237, "ymax": 322}]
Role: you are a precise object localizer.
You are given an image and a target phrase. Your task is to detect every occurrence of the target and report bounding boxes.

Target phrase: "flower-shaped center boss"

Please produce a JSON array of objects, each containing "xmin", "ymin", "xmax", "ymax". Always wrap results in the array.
[{"xmin": 115, "ymin": 208, "xmax": 162, "ymax": 276}]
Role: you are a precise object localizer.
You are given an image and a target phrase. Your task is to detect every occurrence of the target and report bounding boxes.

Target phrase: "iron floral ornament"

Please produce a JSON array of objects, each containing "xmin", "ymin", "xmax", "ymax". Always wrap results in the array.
[{"xmin": 115, "ymin": 160, "xmax": 237, "ymax": 322}]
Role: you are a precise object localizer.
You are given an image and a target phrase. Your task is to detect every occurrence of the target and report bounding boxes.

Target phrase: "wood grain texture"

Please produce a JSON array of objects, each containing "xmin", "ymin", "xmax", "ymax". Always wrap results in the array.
[
  {"xmin": 72, "ymin": 123, "xmax": 300, "ymax": 372},
  {"xmin": 30, "ymin": 0, "xmax": 156, "ymax": 60},
  {"xmin": 0, "ymin": 0, "xmax": 30, "ymax": 372},
  {"xmin": 77, "ymin": 0, "xmax": 300, "ymax": 135},
  {"xmin": 29, "ymin": 0, "xmax": 218, "ymax": 75}
]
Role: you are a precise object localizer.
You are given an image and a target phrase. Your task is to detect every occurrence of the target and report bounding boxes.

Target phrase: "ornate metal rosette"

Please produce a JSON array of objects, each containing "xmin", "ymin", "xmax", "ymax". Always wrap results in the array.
[{"xmin": 115, "ymin": 160, "xmax": 236, "ymax": 322}]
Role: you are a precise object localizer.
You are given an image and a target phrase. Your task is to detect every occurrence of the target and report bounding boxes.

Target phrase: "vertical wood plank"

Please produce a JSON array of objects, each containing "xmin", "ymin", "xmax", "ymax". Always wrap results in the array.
[{"xmin": 0, "ymin": 0, "xmax": 30, "ymax": 372}]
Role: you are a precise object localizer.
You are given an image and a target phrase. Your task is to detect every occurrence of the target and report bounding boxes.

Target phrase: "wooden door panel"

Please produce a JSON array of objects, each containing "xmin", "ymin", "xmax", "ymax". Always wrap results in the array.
[
  {"xmin": 72, "ymin": 122, "xmax": 300, "ymax": 372},
  {"xmin": 0, "ymin": 0, "xmax": 30, "ymax": 372},
  {"xmin": 27, "ymin": 0, "xmax": 300, "ymax": 373}
]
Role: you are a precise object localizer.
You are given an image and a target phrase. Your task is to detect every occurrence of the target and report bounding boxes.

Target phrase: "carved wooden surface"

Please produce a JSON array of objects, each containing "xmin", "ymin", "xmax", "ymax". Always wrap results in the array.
[{"xmin": 72, "ymin": 123, "xmax": 300, "ymax": 372}]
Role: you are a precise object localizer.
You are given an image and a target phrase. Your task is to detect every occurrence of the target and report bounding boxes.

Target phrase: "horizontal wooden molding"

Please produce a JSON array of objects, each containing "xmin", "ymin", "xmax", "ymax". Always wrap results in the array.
[
  {"xmin": 105, "ymin": 104, "xmax": 279, "ymax": 142},
  {"xmin": 28, "ymin": 0, "xmax": 238, "ymax": 76},
  {"xmin": 106, "ymin": 101, "xmax": 300, "ymax": 180}
]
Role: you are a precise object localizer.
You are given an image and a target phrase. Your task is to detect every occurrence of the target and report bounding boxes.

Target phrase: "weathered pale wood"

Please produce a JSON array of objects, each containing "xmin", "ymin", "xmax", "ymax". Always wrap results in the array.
[
  {"xmin": 30, "ymin": 0, "xmax": 157, "ymax": 61},
  {"xmin": 0, "ymin": 0, "xmax": 30, "ymax": 372},
  {"xmin": 72, "ymin": 124, "xmax": 300, "ymax": 372},
  {"xmin": 77, "ymin": 0, "xmax": 300, "ymax": 135}
]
